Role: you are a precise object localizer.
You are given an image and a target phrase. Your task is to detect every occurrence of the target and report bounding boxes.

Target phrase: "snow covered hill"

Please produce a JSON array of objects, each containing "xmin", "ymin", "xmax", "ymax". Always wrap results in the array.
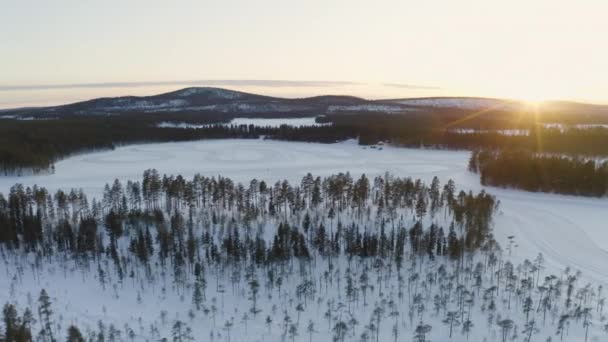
[
  {"xmin": 4, "ymin": 87, "xmax": 607, "ymax": 120},
  {"xmin": 388, "ymin": 97, "xmax": 523, "ymax": 111}
]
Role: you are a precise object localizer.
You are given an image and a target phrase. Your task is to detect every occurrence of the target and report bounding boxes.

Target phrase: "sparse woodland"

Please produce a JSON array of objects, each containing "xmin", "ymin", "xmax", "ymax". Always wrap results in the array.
[{"xmin": 0, "ymin": 170, "xmax": 605, "ymax": 341}]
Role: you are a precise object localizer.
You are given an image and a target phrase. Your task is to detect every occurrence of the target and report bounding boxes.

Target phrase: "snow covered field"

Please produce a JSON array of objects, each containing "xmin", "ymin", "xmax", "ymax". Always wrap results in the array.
[
  {"xmin": 2, "ymin": 139, "xmax": 608, "ymax": 341},
  {"xmin": 230, "ymin": 117, "xmax": 328, "ymax": 127},
  {"xmin": 2, "ymin": 139, "xmax": 608, "ymax": 285},
  {"xmin": 543, "ymin": 123, "xmax": 608, "ymax": 130},
  {"xmin": 449, "ymin": 128, "xmax": 530, "ymax": 136},
  {"xmin": 157, "ymin": 117, "xmax": 328, "ymax": 129}
]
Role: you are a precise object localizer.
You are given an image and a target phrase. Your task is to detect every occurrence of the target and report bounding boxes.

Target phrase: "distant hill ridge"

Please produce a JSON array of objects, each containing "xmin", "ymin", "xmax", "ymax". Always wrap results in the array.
[{"xmin": 3, "ymin": 86, "xmax": 608, "ymax": 118}]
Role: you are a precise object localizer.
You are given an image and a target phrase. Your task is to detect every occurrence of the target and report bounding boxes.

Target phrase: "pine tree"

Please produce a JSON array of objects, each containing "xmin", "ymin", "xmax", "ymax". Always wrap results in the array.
[
  {"xmin": 522, "ymin": 319, "xmax": 539, "ymax": 342},
  {"xmin": 192, "ymin": 281, "xmax": 204, "ymax": 311},
  {"xmin": 497, "ymin": 319, "xmax": 514, "ymax": 342},
  {"xmin": 306, "ymin": 320, "xmax": 316, "ymax": 342},
  {"xmin": 413, "ymin": 321, "xmax": 431, "ymax": 342},
  {"xmin": 333, "ymin": 321, "xmax": 348, "ymax": 342},
  {"xmin": 443, "ymin": 310, "xmax": 459, "ymax": 338},
  {"xmin": 67, "ymin": 325, "xmax": 85, "ymax": 342},
  {"xmin": 3, "ymin": 303, "xmax": 18, "ymax": 342},
  {"xmin": 461, "ymin": 319, "xmax": 473, "ymax": 339},
  {"xmin": 171, "ymin": 320, "xmax": 193, "ymax": 342},
  {"xmin": 38, "ymin": 289, "xmax": 54, "ymax": 342}
]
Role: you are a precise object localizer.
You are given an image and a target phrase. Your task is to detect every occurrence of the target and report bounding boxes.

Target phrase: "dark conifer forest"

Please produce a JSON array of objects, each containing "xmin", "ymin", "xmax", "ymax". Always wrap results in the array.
[
  {"xmin": 4, "ymin": 113, "xmax": 608, "ymax": 175},
  {"xmin": 469, "ymin": 149, "xmax": 608, "ymax": 196},
  {"xmin": 0, "ymin": 171, "xmax": 497, "ymax": 258}
]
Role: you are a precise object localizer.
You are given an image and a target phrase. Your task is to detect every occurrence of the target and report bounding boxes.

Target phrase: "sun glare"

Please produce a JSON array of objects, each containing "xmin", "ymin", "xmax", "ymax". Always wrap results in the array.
[
  {"xmin": 523, "ymin": 99, "xmax": 544, "ymax": 111},
  {"xmin": 516, "ymin": 91, "xmax": 548, "ymax": 104}
]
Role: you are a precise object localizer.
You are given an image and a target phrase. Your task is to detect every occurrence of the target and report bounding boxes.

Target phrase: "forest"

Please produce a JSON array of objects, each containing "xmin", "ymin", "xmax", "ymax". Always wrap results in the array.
[
  {"xmin": 3, "ymin": 113, "xmax": 608, "ymax": 175},
  {"xmin": 469, "ymin": 149, "xmax": 608, "ymax": 196},
  {"xmin": 0, "ymin": 170, "xmax": 606, "ymax": 341}
]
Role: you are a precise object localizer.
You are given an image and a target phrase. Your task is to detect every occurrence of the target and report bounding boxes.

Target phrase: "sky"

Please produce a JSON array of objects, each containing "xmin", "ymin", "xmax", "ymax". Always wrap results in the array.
[{"xmin": 1, "ymin": 0, "xmax": 607, "ymax": 108}]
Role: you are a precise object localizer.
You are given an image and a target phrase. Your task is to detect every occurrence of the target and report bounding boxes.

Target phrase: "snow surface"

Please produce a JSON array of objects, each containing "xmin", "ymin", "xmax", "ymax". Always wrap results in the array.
[
  {"xmin": 449, "ymin": 128, "xmax": 530, "ymax": 136},
  {"xmin": 144, "ymin": 103, "xmax": 314, "ymax": 113},
  {"xmin": 157, "ymin": 117, "xmax": 328, "ymax": 129},
  {"xmin": 0, "ymin": 115, "xmax": 56, "ymax": 120},
  {"xmin": 393, "ymin": 98, "xmax": 517, "ymax": 110},
  {"xmin": 543, "ymin": 123, "xmax": 608, "ymax": 131},
  {"xmin": 229, "ymin": 117, "xmax": 328, "ymax": 127},
  {"xmin": 97, "ymin": 99, "xmax": 190, "ymax": 111},
  {"xmin": 2, "ymin": 139, "xmax": 608, "ymax": 341},
  {"xmin": 1, "ymin": 139, "xmax": 608, "ymax": 286},
  {"xmin": 450, "ymin": 125, "xmax": 608, "ymax": 136},
  {"xmin": 156, "ymin": 121, "xmax": 214, "ymax": 129},
  {"xmin": 327, "ymin": 104, "xmax": 410, "ymax": 113},
  {"xmin": 175, "ymin": 87, "xmax": 244, "ymax": 99}
]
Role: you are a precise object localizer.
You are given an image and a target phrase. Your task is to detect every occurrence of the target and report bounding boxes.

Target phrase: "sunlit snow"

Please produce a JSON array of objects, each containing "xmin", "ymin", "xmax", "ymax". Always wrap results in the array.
[{"xmin": 2, "ymin": 139, "xmax": 607, "ymax": 284}]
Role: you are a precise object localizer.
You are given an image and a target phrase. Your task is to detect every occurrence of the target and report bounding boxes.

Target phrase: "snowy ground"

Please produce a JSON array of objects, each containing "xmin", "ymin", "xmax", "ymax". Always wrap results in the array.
[
  {"xmin": 157, "ymin": 117, "xmax": 328, "ymax": 129},
  {"xmin": 543, "ymin": 123, "xmax": 608, "ymax": 130},
  {"xmin": 230, "ymin": 117, "xmax": 328, "ymax": 127},
  {"xmin": 1, "ymin": 139, "xmax": 608, "ymax": 285},
  {"xmin": 449, "ymin": 128, "xmax": 530, "ymax": 136}
]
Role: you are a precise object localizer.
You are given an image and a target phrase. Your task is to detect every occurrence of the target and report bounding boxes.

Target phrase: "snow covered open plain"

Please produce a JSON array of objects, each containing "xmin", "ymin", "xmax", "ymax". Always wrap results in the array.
[
  {"xmin": 2, "ymin": 139, "xmax": 608, "ymax": 285},
  {"xmin": 157, "ymin": 117, "xmax": 328, "ymax": 129}
]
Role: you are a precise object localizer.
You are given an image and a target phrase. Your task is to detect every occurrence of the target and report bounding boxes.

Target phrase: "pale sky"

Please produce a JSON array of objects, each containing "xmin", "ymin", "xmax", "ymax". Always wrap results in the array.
[{"xmin": 1, "ymin": 0, "xmax": 607, "ymax": 108}]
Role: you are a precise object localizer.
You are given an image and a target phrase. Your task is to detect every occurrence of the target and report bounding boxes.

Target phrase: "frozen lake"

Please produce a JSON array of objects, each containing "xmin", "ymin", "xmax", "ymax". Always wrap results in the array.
[{"xmin": 2, "ymin": 139, "xmax": 608, "ymax": 283}]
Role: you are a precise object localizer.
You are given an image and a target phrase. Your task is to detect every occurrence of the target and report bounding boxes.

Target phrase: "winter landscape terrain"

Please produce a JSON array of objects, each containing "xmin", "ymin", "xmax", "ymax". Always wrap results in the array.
[
  {"xmin": 2, "ymin": 137, "xmax": 608, "ymax": 341},
  {"xmin": 4, "ymin": 0, "xmax": 608, "ymax": 340}
]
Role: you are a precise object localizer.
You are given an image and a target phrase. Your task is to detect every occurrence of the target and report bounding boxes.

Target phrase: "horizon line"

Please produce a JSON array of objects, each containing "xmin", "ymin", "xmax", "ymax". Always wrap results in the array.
[
  {"xmin": 0, "ymin": 80, "xmax": 605, "ymax": 108},
  {"xmin": 0, "ymin": 79, "xmax": 364, "ymax": 92}
]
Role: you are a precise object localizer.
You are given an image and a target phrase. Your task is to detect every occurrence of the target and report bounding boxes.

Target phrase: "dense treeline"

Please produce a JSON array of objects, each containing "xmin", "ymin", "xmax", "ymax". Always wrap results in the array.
[
  {"xmin": 0, "ymin": 115, "xmax": 232, "ymax": 175},
  {"xmin": 469, "ymin": 149, "xmax": 608, "ymax": 196},
  {"xmin": 330, "ymin": 114, "xmax": 608, "ymax": 155},
  {"xmin": 0, "ymin": 116, "xmax": 359, "ymax": 175},
  {"xmin": 4, "ymin": 113, "xmax": 608, "ymax": 174},
  {"xmin": 0, "ymin": 171, "xmax": 497, "ymax": 260}
]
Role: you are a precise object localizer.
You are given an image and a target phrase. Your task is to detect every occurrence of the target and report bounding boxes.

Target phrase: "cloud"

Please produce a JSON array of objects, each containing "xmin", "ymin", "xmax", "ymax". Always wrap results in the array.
[
  {"xmin": 0, "ymin": 80, "xmax": 358, "ymax": 91},
  {"xmin": 383, "ymin": 83, "xmax": 441, "ymax": 90}
]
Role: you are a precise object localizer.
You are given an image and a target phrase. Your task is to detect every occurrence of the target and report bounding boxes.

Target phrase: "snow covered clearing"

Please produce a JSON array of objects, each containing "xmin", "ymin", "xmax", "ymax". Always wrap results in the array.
[
  {"xmin": 449, "ymin": 128, "xmax": 530, "ymax": 136},
  {"xmin": 1, "ymin": 139, "xmax": 607, "ymax": 286},
  {"xmin": 444, "ymin": 125, "xmax": 608, "ymax": 136},
  {"xmin": 0, "ymin": 115, "xmax": 57, "ymax": 120},
  {"xmin": 393, "ymin": 98, "xmax": 521, "ymax": 110},
  {"xmin": 229, "ymin": 117, "xmax": 328, "ymax": 127},
  {"xmin": 157, "ymin": 117, "xmax": 328, "ymax": 129},
  {"xmin": 174, "ymin": 87, "xmax": 244, "ymax": 99},
  {"xmin": 98, "ymin": 99, "xmax": 190, "ymax": 111},
  {"xmin": 156, "ymin": 121, "xmax": 214, "ymax": 129},
  {"xmin": 327, "ymin": 104, "xmax": 410, "ymax": 113},
  {"xmin": 543, "ymin": 123, "xmax": 608, "ymax": 131}
]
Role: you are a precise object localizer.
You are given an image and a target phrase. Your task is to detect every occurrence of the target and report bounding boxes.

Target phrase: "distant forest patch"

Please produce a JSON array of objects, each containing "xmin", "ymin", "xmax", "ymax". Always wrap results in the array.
[
  {"xmin": 4, "ymin": 112, "xmax": 608, "ymax": 175},
  {"xmin": 469, "ymin": 149, "xmax": 608, "ymax": 197}
]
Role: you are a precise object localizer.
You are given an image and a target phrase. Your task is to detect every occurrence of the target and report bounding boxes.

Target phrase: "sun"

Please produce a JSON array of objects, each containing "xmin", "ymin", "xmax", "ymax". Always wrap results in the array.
[
  {"xmin": 519, "ymin": 93, "xmax": 549, "ymax": 105},
  {"xmin": 501, "ymin": 84, "xmax": 553, "ymax": 105}
]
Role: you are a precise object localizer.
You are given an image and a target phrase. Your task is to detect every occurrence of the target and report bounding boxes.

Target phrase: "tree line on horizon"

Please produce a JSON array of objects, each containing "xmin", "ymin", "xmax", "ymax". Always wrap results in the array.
[
  {"xmin": 469, "ymin": 149, "xmax": 608, "ymax": 196},
  {"xmin": 3, "ymin": 113, "xmax": 608, "ymax": 174}
]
